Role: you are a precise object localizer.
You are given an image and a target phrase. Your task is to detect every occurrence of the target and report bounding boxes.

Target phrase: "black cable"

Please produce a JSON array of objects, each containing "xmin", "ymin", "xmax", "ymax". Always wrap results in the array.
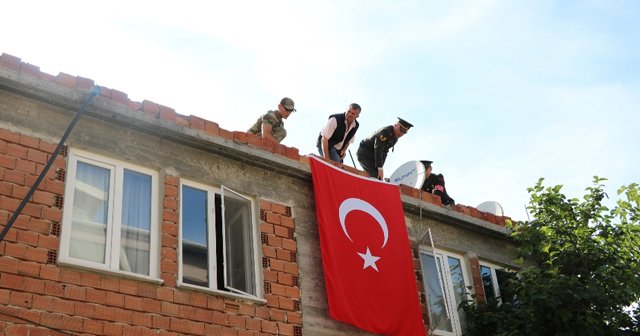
[{"xmin": 0, "ymin": 86, "xmax": 100, "ymax": 244}]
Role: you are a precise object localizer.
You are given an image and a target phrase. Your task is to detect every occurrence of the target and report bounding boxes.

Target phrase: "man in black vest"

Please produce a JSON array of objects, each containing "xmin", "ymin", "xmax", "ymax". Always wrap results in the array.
[
  {"xmin": 316, "ymin": 103, "xmax": 361, "ymax": 163},
  {"xmin": 357, "ymin": 118, "xmax": 413, "ymax": 179}
]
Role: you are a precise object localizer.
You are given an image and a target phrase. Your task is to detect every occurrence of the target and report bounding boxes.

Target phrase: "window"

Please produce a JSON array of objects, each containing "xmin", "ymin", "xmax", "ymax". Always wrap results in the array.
[
  {"xmin": 60, "ymin": 149, "xmax": 159, "ymax": 278},
  {"xmin": 179, "ymin": 180, "xmax": 260, "ymax": 299},
  {"xmin": 480, "ymin": 263, "xmax": 512, "ymax": 304},
  {"xmin": 420, "ymin": 250, "xmax": 470, "ymax": 336}
]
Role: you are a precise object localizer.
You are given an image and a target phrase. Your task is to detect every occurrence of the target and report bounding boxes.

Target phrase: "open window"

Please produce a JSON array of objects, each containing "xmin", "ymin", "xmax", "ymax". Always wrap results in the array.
[
  {"xmin": 420, "ymin": 249, "xmax": 470, "ymax": 336},
  {"xmin": 179, "ymin": 181, "xmax": 260, "ymax": 299}
]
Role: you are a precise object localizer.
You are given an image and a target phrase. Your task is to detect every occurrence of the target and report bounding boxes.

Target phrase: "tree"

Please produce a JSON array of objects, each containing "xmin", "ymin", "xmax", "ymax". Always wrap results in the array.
[{"xmin": 462, "ymin": 177, "xmax": 640, "ymax": 336}]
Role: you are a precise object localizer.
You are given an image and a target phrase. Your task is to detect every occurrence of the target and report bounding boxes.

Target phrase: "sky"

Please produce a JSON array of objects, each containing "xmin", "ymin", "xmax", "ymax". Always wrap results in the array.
[{"xmin": 3, "ymin": 0, "xmax": 639, "ymax": 221}]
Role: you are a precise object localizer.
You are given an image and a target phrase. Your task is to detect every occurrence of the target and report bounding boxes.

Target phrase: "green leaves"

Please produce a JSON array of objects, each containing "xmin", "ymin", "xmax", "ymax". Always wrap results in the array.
[{"xmin": 462, "ymin": 178, "xmax": 640, "ymax": 336}]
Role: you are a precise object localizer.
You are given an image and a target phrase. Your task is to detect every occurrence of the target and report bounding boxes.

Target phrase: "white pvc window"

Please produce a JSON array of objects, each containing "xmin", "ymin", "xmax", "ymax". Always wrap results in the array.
[
  {"xmin": 420, "ymin": 250, "xmax": 470, "ymax": 336},
  {"xmin": 60, "ymin": 149, "xmax": 159, "ymax": 278},
  {"xmin": 480, "ymin": 263, "xmax": 511, "ymax": 303},
  {"xmin": 179, "ymin": 180, "xmax": 260, "ymax": 299}
]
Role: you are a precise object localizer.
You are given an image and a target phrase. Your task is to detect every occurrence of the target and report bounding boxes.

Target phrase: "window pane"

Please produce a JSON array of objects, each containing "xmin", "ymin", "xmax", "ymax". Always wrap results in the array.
[
  {"xmin": 448, "ymin": 256, "xmax": 467, "ymax": 331},
  {"xmin": 420, "ymin": 253, "xmax": 453, "ymax": 332},
  {"xmin": 69, "ymin": 162, "xmax": 110, "ymax": 264},
  {"xmin": 481, "ymin": 265, "xmax": 496, "ymax": 300},
  {"xmin": 120, "ymin": 169, "xmax": 151, "ymax": 275},
  {"xmin": 223, "ymin": 191, "xmax": 255, "ymax": 295},
  {"xmin": 181, "ymin": 186, "xmax": 209, "ymax": 287}
]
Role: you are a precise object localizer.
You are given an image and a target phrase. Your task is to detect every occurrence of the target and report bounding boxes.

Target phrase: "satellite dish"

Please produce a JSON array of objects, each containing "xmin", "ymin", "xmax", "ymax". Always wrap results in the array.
[
  {"xmin": 389, "ymin": 161, "xmax": 427, "ymax": 189},
  {"xmin": 477, "ymin": 201, "xmax": 504, "ymax": 216}
]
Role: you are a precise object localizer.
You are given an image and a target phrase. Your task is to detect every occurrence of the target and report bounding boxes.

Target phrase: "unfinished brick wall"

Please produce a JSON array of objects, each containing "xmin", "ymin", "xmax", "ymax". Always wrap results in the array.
[{"xmin": 0, "ymin": 128, "xmax": 303, "ymax": 335}]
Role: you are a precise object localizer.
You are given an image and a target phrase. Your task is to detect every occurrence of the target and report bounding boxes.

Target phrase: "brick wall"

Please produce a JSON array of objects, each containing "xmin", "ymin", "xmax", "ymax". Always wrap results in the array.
[{"xmin": 0, "ymin": 128, "xmax": 302, "ymax": 335}]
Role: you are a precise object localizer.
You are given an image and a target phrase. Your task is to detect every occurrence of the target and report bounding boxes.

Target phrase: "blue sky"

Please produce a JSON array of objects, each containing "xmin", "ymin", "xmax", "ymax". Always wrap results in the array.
[{"xmin": 3, "ymin": 0, "xmax": 639, "ymax": 221}]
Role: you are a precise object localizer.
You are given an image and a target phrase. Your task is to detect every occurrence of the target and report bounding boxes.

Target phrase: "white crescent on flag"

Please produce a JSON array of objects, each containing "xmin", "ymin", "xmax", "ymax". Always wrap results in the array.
[{"xmin": 338, "ymin": 198, "xmax": 389, "ymax": 248}]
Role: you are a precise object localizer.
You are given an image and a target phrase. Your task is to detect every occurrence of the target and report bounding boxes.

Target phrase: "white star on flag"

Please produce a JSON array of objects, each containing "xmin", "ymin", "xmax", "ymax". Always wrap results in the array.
[{"xmin": 358, "ymin": 247, "xmax": 381, "ymax": 272}]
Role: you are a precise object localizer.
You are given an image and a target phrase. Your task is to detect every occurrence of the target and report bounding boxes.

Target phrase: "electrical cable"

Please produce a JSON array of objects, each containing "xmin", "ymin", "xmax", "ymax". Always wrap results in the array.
[{"xmin": 0, "ymin": 86, "xmax": 100, "ymax": 244}]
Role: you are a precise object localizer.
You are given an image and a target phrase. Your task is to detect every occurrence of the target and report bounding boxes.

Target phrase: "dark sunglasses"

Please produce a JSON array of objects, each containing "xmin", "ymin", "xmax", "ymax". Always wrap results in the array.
[{"xmin": 285, "ymin": 107, "xmax": 296, "ymax": 112}]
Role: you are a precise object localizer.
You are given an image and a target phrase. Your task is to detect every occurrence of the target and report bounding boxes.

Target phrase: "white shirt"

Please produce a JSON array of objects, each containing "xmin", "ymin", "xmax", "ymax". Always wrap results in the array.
[{"xmin": 320, "ymin": 114, "xmax": 357, "ymax": 150}]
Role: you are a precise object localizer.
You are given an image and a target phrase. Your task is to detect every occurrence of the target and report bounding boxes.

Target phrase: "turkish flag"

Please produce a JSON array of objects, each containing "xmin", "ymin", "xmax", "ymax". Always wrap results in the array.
[{"xmin": 309, "ymin": 157, "xmax": 426, "ymax": 336}]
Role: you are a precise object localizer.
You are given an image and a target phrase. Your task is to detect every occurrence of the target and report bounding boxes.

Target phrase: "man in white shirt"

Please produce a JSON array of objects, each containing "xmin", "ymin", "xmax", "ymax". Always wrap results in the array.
[{"xmin": 316, "ymin": 103, "xmax": 361, "ymax": 163}]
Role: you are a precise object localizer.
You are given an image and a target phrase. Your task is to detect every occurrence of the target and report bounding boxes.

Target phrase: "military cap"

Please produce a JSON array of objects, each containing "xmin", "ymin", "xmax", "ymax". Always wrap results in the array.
[
  {"xmin": 420, "ymin": 160, "xmax": 433, "ymax": 168},
  {"xmin": 280, "ymin": 97, "xmax": 296, "ymax": 111},
  {"xmin": 397, "ymin": 117, "xmax": 413, "ymax": 132}
]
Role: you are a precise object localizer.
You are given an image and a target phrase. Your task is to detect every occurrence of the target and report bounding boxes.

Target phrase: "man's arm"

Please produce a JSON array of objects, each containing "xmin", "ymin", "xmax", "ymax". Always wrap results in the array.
[
  {"xmin": 321, "ymin": 136, "xmax": 331, "ymax": 160},
  {"xmin": 261, "ymin": 123, "xmax": 277, "ymax": 143}
]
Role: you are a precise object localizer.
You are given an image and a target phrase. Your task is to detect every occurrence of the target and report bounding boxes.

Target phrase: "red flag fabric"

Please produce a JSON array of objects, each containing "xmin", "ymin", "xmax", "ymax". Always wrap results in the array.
[{"xmin": 309, "ymin": 157, "xmax": 426, "ymax": 336}]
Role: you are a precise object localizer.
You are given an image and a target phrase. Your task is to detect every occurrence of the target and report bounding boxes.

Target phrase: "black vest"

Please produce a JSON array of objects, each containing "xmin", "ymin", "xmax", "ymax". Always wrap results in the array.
[{"xmin": 317, "ymin": 113, "xmax": 360, "ymax": 150}]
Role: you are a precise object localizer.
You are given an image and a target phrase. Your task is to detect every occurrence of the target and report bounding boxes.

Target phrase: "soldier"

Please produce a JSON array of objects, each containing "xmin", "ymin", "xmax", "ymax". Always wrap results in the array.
[
  {"xmin": 316, "ymin": 103, "xmax": 361, "ymax": 163},
  {"xmin": 248, "ymin": 97, "xmax": 295, "ymax": 143},
  {"xmin": 356, "ymin": 117, "xmax": 413, "ymax": 179}
]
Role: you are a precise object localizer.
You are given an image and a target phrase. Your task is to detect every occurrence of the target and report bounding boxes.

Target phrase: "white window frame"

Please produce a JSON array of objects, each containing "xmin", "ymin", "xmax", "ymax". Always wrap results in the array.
[
  {"xmin": 59, "ymin": 149, "xmax": 160, "ymax": 280},
  {"xmin": 178, "ymin": 179, "xmax": 263, "ymax": 301},
  {"xmin": 479, "ymin": 261, "xmax": 509, "ymax": 304},
  {"xmin": 420, "ymin": 248, "xmax": 471, "ymax": 336}
]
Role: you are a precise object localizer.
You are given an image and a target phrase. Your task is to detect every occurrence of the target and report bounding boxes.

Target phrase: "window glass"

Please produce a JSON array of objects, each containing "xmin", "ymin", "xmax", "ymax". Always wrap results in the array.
[
  {"xmin": 481, "ymin": 265, "xmax": 496, "ymax": 300},
  {"xmin": 421, "ymin": 253, "xmax": 454, "ymax": 333},
  {"xmin": 223, "ymin": 189, "xmax": 255, "ymax": 295},
  {"xmin": 69, "ymin": 161, "xmax": 110, "ymax": 263},
  {"xmin": 61, "ymin": 150, "xmax": 158, "ymax": 278},
  {"xmin": 120, "ymin": 169, "xmax": 152, "ymax": 275},
  {"xmin": 181, "ymin": 185, "xmax": 210, "ymax": 287},
  {"xmin": 179, "ymin": 182, "xmax": 259, "ymax": 299},
  {"xmin": 448, "ymin": 256, "xmax": 467, "ymax": 330}
]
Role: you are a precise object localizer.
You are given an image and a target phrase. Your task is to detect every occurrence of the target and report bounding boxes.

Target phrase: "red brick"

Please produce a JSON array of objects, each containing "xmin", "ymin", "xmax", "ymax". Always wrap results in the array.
[
  {"xmin": 10, "ymin": 291, "xmax": 33, "ymax": 307},
  {"xmin": 84, "ymin": 319, "xmax": 104, "ymax": 334},
  {"xmin": 189, "ymin": 115, "xmax": 206, "ymax": 131},
  {"xmin": 86, "ymin": 288, "xmax": 106, "ymax": 304},
  {"xmin": 259, "ymin": 199, "xmax": 272, "ymax": 211},
  {"xmin": 17, "ymin": 230, "xmax": 39, "ymax": 246},
  {"xmin": 140, "ymin": 100, "xmax": 159, "ymax": 117},
  {"xmin": 286, "ymin": 146, "xmax": 300, "ymax": 161},
  {"xmin": 282, "ymin": 238, "xmax": 297, "ymax": 251},
  {"xmin": 32, "ymin": 294, "xmax": 55, "ymax": 310},
  {"xmin": 105, "ymin": 292, "xmax": 124, "ymax": 307},
  {"xmin": 75, "ymin": 301, "xmax": 96, "ymax": 317},
  {"xmin": 261, "ymin": 320, "xmax": 277, "ymax": 333},
  {"xmin": 42, "ymin": 179, "xmax": 64, "ymax": 195},
  {"xmin": 3, "ymin": 170, "xmax": 25, "ymax": 185},
  {"xmin": 76, "ymin": 76, "xmax": 94, "ymax": 89},
  {"xmin": 27, "ymin": 148, "xmax": 48, "ymax": 164},
  {"xmin": 19, "ymin": 62, "xmax": 40, "ymax": 77},
  {"xmin": 204, "ymin": 120, "xmax": 220, "ymax": 136},
  {"xmin": 0, "ymin": 249, "xmax": 18, "ymax": 270},
  {"xmin": 38, "ymin": 141, "xmax": 57, "ymax": 154},
  {"xmin": 25, "ymin": 246, "xmax": 48, "ymax": 263},
  {"xmin": 44, "ymin": 281, "xmax": 64, "ymax": 297},
  {"xmin": 60, "ymin": 268, "xmax": 83, "ymax": 285},
  {"xmin": 110, "ymin": 89, "xmax": 129, "ymax": 104},
  {"xmin": 19, "ymin": 135, "xmax": 40, "ymax": 149},
  {"xmin": 56, "ymin": 72, "xmax": 77, "ymax": 88},
  {"xmin": 175, "ymin": 115, "xmax": 189, "ymax": 127},
  {"xmin": 17, "ymin": 260, "xmax": 40, "ymax": 277},
  {"xmin": 39, "ymin": 265, "xmax": 59, "ymax": 281},
  {"xmin": 266, "ymin": 212, "xmax": 281, "ymax": 225},
  {"xmin": 0, "ymin": 53, "xmax": 21, "ymax": 71},
  {"xmin": 65, "ymin": 284, "xmax": 86, "ymax": 300},
  {"xmin": 15, "ymin": 158, "xmax": 36, "ymax": 174},
  {"xmin": 4, "ymin": 242, "xmax": 27, "ymax": 258},
  {"xmin": 29, "ymin": 218, "xmax": 51, "ymax": 234},
  {"xmin": 219, "ymin": 128, "xmax": 234, "ymax": 141},
  {"xmin": 103, "ymin": 322, "xmax": 124, "ymax": 336},
  {"xmin": 170, "ymin": 317, "xmax": 205, "ymax": 334},
  {"xmin": 0, "ymin": 155, "xmax": 16, "ymax": 169},
  {"xmin": 41, "ymin": 206, "xmax": 62, "ymax": 222},
  {"xmin": 38, "ymin": 234, "xmax": 59, "ymax": 250},
  {"xmin": 274, "ymin": 225, "xmax": 290, "ymax": 239},
  {"xmin": 233, "ymin": 131, "xmax": 248, "ymax": 144},
  {"xmin": 158, "ymin": 105, "xmax": 175, "ymax": 121}
]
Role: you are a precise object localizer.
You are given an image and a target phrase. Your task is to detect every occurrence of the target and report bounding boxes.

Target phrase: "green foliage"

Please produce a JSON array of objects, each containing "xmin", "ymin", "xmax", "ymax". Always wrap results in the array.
[{"xmin": 462, "ymin": 177, "xmax": 640, "ymax": 336}]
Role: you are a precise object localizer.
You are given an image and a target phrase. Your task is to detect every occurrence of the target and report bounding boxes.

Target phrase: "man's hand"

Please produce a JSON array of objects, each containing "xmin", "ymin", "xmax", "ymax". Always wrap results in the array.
[{"xmin": 377, "ymin": 168, "xmax": 384, "ymax": 180}]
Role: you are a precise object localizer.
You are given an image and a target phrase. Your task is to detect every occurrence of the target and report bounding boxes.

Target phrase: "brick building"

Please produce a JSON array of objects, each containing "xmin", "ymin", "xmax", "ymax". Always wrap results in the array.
[{"xmin": 0, "ymin": 53, "xmax": 516, "ymax": 336}]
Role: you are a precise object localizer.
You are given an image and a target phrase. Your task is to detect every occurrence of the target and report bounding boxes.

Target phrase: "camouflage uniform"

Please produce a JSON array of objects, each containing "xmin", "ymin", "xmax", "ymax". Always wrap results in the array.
[{"xmin": 248, "ymin": 110, "xmax": 287, "ymax": 143}]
